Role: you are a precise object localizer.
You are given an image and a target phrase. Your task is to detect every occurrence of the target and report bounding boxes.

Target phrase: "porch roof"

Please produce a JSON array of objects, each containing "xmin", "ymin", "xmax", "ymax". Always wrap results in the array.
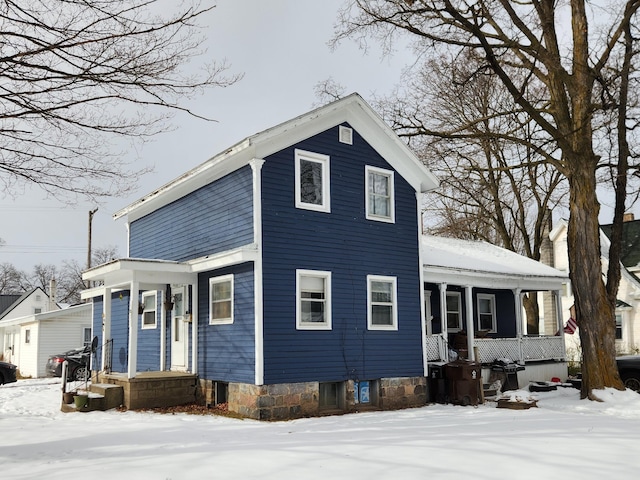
[{"xmin": 422, "ymin": 235, "xmax": 568, "ymax": 291}]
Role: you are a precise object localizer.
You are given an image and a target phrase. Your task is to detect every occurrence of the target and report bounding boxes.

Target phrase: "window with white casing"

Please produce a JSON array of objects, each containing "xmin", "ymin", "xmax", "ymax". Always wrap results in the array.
[
  {"xmin": 446, "ymin": 292, "xmax": 462, "ymax": 332},
  {"xmin": 209, "ymin": 275, "xmax": 233, "ymax": 325},
  {"xmin": 83, "ymin": 327, "xmax": 92, "ymax": 347},
  {"xmin": 295, "ymin": 149, "xmax": 330, "ymax": 213},
  {"xmin": 366, "ymin": 166, "xmax": 394, "ymax": 223},
  {"xmin": 297, "ymin": 270, "xmax": 331, "ymax": 330},
  {"xmin": 615, "ymin": 313, "xmax": 623, "ymax": 340},
  {"xmin": 141, "ymin": 291, "xmax": 157, "ymax": 329},
  {"xmin": 367, "ymin": 275, "xmax": 398, "ymax": 330},
  {"xmin": 477, "ymin": 294, "xmax": 497, "ymax": 332}
]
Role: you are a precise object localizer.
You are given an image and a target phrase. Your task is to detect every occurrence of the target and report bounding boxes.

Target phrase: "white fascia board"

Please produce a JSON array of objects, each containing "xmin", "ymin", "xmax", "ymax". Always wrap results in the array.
[
  {"xmin": 188, "ymin": 245, "xmax": 259, "ymax": 273},
  {"xmin": 423, "ymin": 267, "xmax": 567, "ymax": 291}
]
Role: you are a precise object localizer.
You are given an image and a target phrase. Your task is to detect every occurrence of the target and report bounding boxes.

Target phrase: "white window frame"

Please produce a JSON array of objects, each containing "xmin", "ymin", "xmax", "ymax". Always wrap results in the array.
[
  {"xmin": 141, "ymin": 291, "xmax": 157, "ymax": 329},
  {"xmin": 83, "ymin": 327, "xmax": 92, "ymax": 347},
  {"xmin": 367, "ymin": 275, "xmax": 398, "ymax": 331},
  {"xmin": 365, "ymin": 166, "xmax": 395, "ymax": 223},
  {"xmin": 296, "ymin": 269, "xmax": 332, "ymax": 330},
  {"xmin": 477, "ymin": 293, "xmax": 497, "ymax": 333},
  {"xmin": 295, "ymin": 149, "xmax": 331, "ymax": 213},
  {"xmin": 615, "ymin": 312, "xmax": 624, "ymax": 341},
  {"xmin": 446, "ymin": 291, "xmax": 462, "ymax": 332},
  {"xmin": 209, "ymin": 274, "xmax": 234, "ymax": 325},
  {"xmin": 24, "ymin": 329, "xmax": 31, "ymax": 344}
]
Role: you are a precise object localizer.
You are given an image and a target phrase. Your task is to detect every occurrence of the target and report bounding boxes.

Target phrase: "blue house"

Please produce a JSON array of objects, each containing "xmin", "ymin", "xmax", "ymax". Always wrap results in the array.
[{"xmin": 82, "ymin": 94, "xmax": 440, "ymax": 419}]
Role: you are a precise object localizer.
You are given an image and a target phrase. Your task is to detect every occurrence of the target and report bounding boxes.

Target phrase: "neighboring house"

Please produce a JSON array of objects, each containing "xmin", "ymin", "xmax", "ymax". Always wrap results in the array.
[
  {"xmin": 0, "ymin": 287, "xmax": 59, "ymax": 365},
  {"xmin": 82, "ymin": 93, "xmax": 441, "ymax": 419},
  {"xmin": 550, "ymin": 215, "xmax": 640, "ymax": 356},
  {"xmin": 422, "ymin": 235, "xmax": 569, "ymax": 385},
  {"xmin": 0, "ymin": 304, "xmax": 92, "ymax": 377}
]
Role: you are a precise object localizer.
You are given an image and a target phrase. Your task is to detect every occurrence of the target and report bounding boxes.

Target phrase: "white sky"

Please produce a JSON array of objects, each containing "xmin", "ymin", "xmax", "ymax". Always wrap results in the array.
[
  {"xmin": 1, "ymin": 0, "xmax": 411, "ymax": 271},
  {"xmin": 2, "ymin": 378, "xmax": 640, "ymax": 479},
  {"xmin": 0, "ymin": 0, "xmax": 630, "ymax": 272}
]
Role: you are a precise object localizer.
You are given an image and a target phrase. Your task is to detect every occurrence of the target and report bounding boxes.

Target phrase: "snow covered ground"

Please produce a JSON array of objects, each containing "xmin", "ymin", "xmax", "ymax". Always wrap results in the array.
[{"xmin": 1, "ymin": 379, "xmax": 640, "ymax": 479}]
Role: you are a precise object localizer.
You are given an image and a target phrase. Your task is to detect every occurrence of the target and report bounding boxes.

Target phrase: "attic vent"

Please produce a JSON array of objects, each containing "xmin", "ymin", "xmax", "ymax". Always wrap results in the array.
[{"xmin": 339, "ymin": 125, "xmax": 353, "ymax": 145}]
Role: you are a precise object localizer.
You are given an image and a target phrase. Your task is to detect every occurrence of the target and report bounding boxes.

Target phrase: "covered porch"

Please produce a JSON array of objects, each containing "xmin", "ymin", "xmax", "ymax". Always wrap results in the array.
[{"xmin": 421, "ymin": 236, "xmax": 569, "ymax": 368}]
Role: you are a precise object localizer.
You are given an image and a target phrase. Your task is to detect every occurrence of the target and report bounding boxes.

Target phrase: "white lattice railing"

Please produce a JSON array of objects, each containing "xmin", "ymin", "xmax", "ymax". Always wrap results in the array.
[{"xmin": 426, "ymin": 335, "xmax": 565, "ymax": 363}]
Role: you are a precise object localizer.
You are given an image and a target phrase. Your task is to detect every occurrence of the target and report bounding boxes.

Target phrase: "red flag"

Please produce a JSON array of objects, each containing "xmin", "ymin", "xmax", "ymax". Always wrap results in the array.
[{"xmin": 563, "ymin": 317, "xmax": 577, "ymax": 334}]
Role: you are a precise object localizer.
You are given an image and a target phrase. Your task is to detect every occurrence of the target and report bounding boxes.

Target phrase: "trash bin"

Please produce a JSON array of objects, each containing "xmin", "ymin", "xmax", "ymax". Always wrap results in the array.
[
  {"xmin": 428, "ymin": 363, "xmax": 447, "ymax": 403},
  {"xmin": 444, "ymin": 359, "xmax": 482, "ymax": 406}
]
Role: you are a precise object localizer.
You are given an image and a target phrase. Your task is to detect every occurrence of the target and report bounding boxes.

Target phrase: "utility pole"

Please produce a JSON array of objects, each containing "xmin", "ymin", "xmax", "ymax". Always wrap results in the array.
[{"xmin": 87, "ymin": 207, "xmax": 99, "ymax": 270}]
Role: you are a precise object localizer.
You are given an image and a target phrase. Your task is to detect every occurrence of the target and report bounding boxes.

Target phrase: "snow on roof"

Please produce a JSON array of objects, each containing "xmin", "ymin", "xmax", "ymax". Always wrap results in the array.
[{"xmin": 422, "ymin": 235, "xmax": 567, "ymax": 290}]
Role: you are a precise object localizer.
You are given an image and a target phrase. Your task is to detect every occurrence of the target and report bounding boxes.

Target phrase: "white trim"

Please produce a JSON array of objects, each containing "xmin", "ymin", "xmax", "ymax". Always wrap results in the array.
[
  {"xmin": 367, "ymin": 275, "xmax": 398, "ymax": 331},
  {"xmin": 476, "ymin": 293, "xmax": 497, "ymax": 333},
  {"xmin": 464, "ymin": 286, "xmax": 475, "ymax": 360},
  {"xmin": 296, "ymin": 269, "xmax": 332, "ymax": 330},
  {"xmin": 112, "ymin": 94, "xmax": 439, "ymax": 223},
  {"xmin": 160, "ymin": 289, "xmax": 166, "ymax": 371},
  {"xmin": 141, "ymin": 291, "xmax": 157, "ymax": 330},
  {"xmin": 294, "ymin": 149, "xmax": 331, "ymax": 213},
  {"xmin": 365, "ymin": 165, "xmax": 395, "ymax": 223},
  {"xmin": 250, "ymin": 159, "xmax": 265, "ymax": 385},
  {"xmin": 209, "ymin": 274, "xmax": 234, "ymax": 325},
  {"xmin": 191, "ymin": 282, "xmax": 198, "ymax": 375},
  {"xmin": 128, "ymin": 280, "xmax": 139, "ymax": 378},
  {"xmin": 446, "ymin": 291, "xmax": 463, "ymax": 332}
]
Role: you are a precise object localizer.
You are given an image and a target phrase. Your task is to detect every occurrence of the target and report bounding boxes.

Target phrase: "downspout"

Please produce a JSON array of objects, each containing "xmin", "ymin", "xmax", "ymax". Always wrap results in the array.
[
  {"xmin": 417, "ymin": 195, "xmax": 428, "ymax": 376},
  {"xmin": 251, "ymin": 158, "xmax": 265, "ymax": 385},
  {"xmin": 191, "ymin": 282, "xmax": 198, "ymax": 375},
  {"xmin": 128, "ymin": 280, "xmax": 139, "ymax": 378}
]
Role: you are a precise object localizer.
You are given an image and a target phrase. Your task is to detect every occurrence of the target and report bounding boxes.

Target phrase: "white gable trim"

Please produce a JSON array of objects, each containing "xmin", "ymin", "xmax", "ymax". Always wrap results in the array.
[{"xmin": 113, "ymin": 93, "xmax": 439, "ymax": 224}]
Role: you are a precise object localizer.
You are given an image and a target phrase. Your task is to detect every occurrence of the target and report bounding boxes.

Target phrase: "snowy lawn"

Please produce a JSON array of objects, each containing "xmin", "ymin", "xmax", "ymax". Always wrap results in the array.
[{"xmin": 1, "ymin": 379, "xmax": 640, "ymax": 479}]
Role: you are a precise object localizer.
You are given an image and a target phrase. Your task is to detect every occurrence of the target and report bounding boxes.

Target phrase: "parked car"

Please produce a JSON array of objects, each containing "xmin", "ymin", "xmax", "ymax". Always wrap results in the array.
[
  {"xmin": 0, "ymin": 361, "xmax": 18, "ymax": 385},
  {"xmin": 45, "ymin": 346, "xmax": 91, "ymax": 381},
  {"xmin": 617, "ymin": 355, "xmax": 640, "ymax": 392}
]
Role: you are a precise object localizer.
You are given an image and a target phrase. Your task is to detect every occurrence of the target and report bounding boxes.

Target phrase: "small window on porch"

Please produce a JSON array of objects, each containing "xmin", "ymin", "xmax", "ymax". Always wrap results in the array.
[
  {"xmin": 141, "ymin": 291, "xmax": 157, "ymax": 329},
  {"xmin": 477, "ymin": 294, "xmax": 497, "ymax": 332},
  {"xmin": 446, "ymin": 292, "xmax": 462, "ymax": 332}
]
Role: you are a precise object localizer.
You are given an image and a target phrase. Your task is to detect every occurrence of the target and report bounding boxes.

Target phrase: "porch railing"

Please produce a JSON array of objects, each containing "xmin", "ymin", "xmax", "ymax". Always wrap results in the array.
[{"xmin": 425, "ymin": 334, "xmax": 565, "ymax": 364}]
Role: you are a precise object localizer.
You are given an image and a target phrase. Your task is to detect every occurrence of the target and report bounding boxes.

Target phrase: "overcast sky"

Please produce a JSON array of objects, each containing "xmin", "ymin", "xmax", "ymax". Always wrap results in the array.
[
  {"xmin": 0, "ymin": 0, "xmax": 414, "ymax": 272},
  {"xmin": 0, "ymin": 0, "xmax": 629, "ymax": 273}
]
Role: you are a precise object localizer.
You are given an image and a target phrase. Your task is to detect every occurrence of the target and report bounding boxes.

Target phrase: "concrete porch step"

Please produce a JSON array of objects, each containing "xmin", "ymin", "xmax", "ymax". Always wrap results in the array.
[{"xmin": 60, "ymin": 383, "xmax": 124, "ymax": 412}]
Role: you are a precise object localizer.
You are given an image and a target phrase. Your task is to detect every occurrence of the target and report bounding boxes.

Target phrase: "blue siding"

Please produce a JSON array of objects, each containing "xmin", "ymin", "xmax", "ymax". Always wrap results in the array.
[
  {"xmin": 261, "ymin": 124, "xmax": 424, "ymax": 384},
  {"xmin": 198, "ymin": 262, "xmax": 255, "ymax": 384},
  {"xmin": 129, "ymin": 166, "xmax": 254, "ymax": 261}
]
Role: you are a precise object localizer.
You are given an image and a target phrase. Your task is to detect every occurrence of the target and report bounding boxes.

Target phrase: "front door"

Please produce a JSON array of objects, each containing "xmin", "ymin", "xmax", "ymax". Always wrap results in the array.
[
  {"xmin": 4, "ymin": 332, "xmax": 16, "ymax": 364},
  {"xmin": 170, "ymin": 286, "xmax": 188, "ymax": 371}
]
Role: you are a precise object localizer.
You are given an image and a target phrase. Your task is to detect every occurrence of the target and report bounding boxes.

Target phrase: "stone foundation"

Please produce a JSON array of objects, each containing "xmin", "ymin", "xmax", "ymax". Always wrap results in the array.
[{"xmin": 199, "ymin": 376, "xmax": 427, "ymax": 421}]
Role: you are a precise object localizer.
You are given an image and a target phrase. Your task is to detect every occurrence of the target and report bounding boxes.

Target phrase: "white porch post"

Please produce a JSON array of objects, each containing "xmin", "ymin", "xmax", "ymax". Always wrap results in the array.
[
  {"xmin": 438, "ymin": 283, "xmax": 447, "ymax": 332},
  {"xmin": 555, "ymin": 290, "xmax": 567, "ymax": 359},
  {"xmin": 464, "ymin": 285, "xmax": 475, "ymax": 361},
  {"xmin": 128, "ymin": 281, "xmax": 139, "ymax": 378},
  {"xmin": 160, "ymin": 289, "xmax": 166, "ymax": 371},
  {"xmin": 191, "ymin": 282, "xmax": 198, "ymax": 375},
  {"xmin": 513, "ymin": 288, "xmax": 523, "ymax": 363},
  {"xmin": 101, "ymin": 287, "xmax": 112, "ymax": 372},
  {"xmin": 251, "ymin": 158, "xmax": 265, "ymax": 385}
]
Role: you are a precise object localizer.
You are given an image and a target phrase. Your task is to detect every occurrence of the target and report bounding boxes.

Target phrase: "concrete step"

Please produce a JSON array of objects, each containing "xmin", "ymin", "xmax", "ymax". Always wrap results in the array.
[{"xmin": 88, "ymin": 383, "xmax": 124, "ymax": 410}]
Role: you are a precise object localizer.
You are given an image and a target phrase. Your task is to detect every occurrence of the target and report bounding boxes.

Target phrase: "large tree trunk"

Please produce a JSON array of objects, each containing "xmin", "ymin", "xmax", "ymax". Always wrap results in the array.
[{"xmin": 566, "ymin": 163, "xmax": 623, "ymax": 399}]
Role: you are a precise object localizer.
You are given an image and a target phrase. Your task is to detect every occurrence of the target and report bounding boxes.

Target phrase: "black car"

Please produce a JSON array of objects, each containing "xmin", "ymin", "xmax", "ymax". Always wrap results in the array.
[
  {"xmin": 617, "ymin": 355, "xmax": 640, "ymax": 392},
  {"xmin": 0, "ymin": 361, "xmax": 17, "ymax": 385},
  {"xmin": 45, "ymin": 346, "xmax": 91, "ymax": 381}
]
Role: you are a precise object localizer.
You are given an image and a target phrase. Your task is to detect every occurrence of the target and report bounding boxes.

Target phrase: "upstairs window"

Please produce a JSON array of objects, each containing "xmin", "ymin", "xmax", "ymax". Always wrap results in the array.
[
  {"xmin": 296, "ymin": 270, "xmax": 331, "ymax": 330},
  {"xmin": 367, "ymin": 275, "xmax": 398, "ymax": 330},
  {"xmin": 295, "ymin": 149, "xmax": 330, "ymax": 213},
  {"xmin": 209, "ymin": 275, "xmax": 234, "ymax": 325},
  {"xmin": 366, "ymin": 166, "xmax": 394, "ymax": 223},
  {"xmin": 477, "ymin": 294, "xmax": 497, "ymax": 332},
  {"xmin": 141, "ymin": 291, "xmax": 157, "ymax": 329}
]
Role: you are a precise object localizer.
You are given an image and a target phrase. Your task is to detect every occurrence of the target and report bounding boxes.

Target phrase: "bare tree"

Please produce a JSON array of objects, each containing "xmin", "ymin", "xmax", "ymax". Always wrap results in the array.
[
  {"xmin": 335, "ymin": 0, "xmax": 640, "ymax": 398},
  {"xmin": 0, "ymin": 0, "xmax": 241, "ymax": 202},
  {"xmin": 0, "ymin": 262, "xmax": 25, "ymax": 293}
]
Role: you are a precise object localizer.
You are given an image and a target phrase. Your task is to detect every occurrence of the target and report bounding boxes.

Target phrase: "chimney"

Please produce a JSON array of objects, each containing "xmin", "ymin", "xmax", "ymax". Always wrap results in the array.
[
  {"xmin": 49, "ymin": 279, "xmax": 57, "ymax": 311},
  {"xmin": 623, "ymin": 212, "xmax": 635, "ymax": 222}
]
